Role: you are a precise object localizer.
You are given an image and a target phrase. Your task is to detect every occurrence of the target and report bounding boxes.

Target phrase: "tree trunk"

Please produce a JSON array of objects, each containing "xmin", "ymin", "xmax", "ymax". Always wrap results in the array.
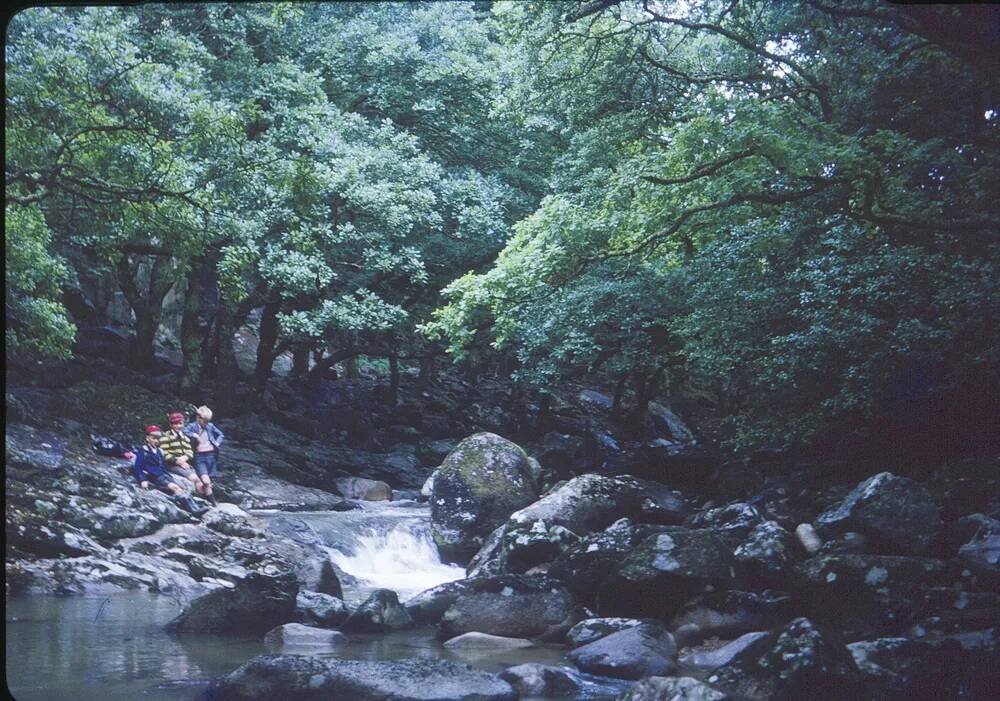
[
  {"xmin": 418, "ymin": 355, "xmax": 434, "ymax": 389},
  {"xmin": 610, "ymin": 373, "xmax": 628, "ymax": 420},
  {"xmin": 388, "ymin": 354, "xmax": 400, "ymax": 406},
  {"xmin": 253, "ymin": 299, "xmax": 281, "ymax": 395},
  {"xmin": 179, "ymin": 258, "xmax": 217, "ymax": 397},
  {"xmin": 213, "ymin": 305, "xmax": 238, "ymax": 415},
  {"xmin": 117, "ymin": 254, "xmax": 175, "ymax": 369},
  {"xmin": 344, "ymin": 356, "xmax": 359, "ymax": 379},
  {"xmin": 291, "ymin": 348, "xmax": 310, "ymax": 377},
  {"xmin": 536, "ymin": 392, "xmax": 552, "ymax": 437}
]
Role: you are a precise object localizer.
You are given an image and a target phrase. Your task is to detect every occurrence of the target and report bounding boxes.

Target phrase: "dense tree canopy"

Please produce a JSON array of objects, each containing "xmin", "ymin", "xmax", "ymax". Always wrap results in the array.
[{"xmin": 6, "ymin": 1, "xmax": 998, "ymax": 453}]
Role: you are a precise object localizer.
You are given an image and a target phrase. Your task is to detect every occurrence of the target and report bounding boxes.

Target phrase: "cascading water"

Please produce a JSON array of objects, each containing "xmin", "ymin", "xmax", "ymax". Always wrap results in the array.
[{"xmin": 264, "ymin": 501, "xmax": 465, "ymax": 604}]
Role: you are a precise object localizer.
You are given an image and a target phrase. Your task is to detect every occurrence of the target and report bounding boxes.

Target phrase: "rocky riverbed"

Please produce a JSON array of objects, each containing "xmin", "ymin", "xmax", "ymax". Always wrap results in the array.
[{"xmin": 6, "ymin": 367, "xmax": 1000, "ymax": 700}]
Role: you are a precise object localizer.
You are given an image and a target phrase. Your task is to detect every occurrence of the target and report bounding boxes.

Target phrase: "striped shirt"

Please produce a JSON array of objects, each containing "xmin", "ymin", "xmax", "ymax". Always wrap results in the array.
[{"xmin": 159, "ymin": 429, "xmax": 193, "ymax": 464}]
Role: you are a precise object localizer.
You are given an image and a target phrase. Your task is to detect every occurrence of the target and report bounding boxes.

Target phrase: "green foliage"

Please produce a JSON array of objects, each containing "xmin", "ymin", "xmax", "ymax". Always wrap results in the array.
[{"xmin": 4, "ymin": 204, "xmax": 76, "ymax": 358}]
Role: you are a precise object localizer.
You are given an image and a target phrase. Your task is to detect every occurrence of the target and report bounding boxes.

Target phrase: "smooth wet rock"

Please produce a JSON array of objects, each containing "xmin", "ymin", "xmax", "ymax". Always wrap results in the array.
[
  {"xmin": 815, "ymin": 472, "xmax": 941, "ymax": 554},
  {"xmin": 795, "ymin": 522, "xmax": 823, "ymax": 554},
  {"xmin": 166, "ymin": 570, "xmax": 298, "ymax": 634},
  {"xmin": 210, "ymin": 655, "xmax": 517, "ymax": 701},
  {"xmin": 431, "ymin": 433, "xmax": 539, "ymax": 564},
  {"xmin": 202, "ymin": 509, "xmax": 264, "ymax": 539},
  {"xmin": 499, "ymin": 663, "xmax": 580, "ymax": 697},
  {"xmin": 708, "ymin": 617, "xmax": 863, "ymax": 701},
  {"xmin": 636, "ymin": 481, "xmax": 695, "ymax": 525},
  {"xmin": 508, "ymin": 474, "xmax": 645, "ymax": 534},
  {"xmin": 341, "ymin": 588, "xmax": 413, "ymax": 632},
  {"xmin": 263, "ymin": 622, "xmax": 347, "ymax": 649},
  {"xmin": 443, "ymin": 632, "xmax": 534, "ymax": 650},
  {"xmin": 316, "ymin": 559, "xmax": 344, "ymax": 599},
  {"xmin": 603, "ymin": 528, "xmax": 734, "ymax": 619},
  {"xmin": 334, "ymin": 477, "xmax": 392, "ymax": 501},
  {"xmin": 619, "ymin": 676, "xmax": 733, "ymax": 701},
  {"xmin": 566, "ymin": 617, "xmax": 658, "ymax": 647},
  {"xmin": 295, "ymin": 590, "xmax": 350, "ymax": 627},
  {"xmin": 406, "ymin": 578, "xmax": 482, "ymax": 624},
  {"xmin": 734, "ymin": 520, "xmax": 797, "ymax": 585},
  {"xmin": 440, "ymin": 574, "xmax": 579, "ymax": 641},
  {"xmin": 568, "ymin": 623, "xmax": 677, "ymax": 680},
  {"xmin": 679, "ymin": 631, "xmax": 770, "ymax": 669}
]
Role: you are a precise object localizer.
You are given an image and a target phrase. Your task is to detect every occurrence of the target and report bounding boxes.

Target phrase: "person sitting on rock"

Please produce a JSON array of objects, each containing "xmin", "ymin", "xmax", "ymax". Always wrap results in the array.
[
  {"xmin": 160, "ymin": 411, "xmax": 206, "ymax": 498},
  {"xmin": 184, "ymin": 405, "xmax": 222, "ymax": 507},
  {"xmin": 134, "ymin": 425, "xmax": 207, "ymax": 516}
]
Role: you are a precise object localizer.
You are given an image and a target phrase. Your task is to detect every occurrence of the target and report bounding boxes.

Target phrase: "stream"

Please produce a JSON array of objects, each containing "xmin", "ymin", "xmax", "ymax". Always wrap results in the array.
[{"xmin": 5, "ymin": 502, "xmax": 631, "ymax": 701}]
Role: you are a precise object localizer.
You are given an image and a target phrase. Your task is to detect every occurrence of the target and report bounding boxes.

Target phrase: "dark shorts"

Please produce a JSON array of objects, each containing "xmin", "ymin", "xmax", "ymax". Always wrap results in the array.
[
  {"xmin": 150, "ymin": 472, "xmax": 180, "ymax": 491},
  {"xmin": 195, "ymin": 451, "xmax": 219, "ymax": 478}
]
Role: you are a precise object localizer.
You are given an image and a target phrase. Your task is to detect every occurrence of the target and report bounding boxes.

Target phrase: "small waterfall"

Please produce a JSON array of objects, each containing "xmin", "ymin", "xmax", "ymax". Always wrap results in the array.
[{"xmin": 271, "ymin": 502, "xmax": 465, "ymax": 603}]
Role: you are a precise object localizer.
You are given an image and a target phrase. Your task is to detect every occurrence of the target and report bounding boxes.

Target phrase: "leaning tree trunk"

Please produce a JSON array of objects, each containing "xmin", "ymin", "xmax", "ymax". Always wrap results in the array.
[
  {"xmin": 253, "ymin": 299, "xmax": 282, "ymax": 395},
  {"xmin": 117, "ymin": 254, "xmax": 175, "ymax": 369}
]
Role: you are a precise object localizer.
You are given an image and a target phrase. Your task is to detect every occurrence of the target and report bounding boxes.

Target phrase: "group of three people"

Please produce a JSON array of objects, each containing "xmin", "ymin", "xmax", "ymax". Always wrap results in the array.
[{"xmin": 132, "ymin": 406, "xmax": 224, "ymax": 516}]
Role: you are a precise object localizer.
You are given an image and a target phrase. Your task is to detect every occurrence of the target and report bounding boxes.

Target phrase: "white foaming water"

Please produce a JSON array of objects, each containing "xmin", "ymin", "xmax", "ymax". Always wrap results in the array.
[
  {"xmin": 328, "ymin": 521, "xmax": 465, "ymax": 602},
  {"xmin": 267, "ymin": 502, "xmax": 465, "ymax": 604}
]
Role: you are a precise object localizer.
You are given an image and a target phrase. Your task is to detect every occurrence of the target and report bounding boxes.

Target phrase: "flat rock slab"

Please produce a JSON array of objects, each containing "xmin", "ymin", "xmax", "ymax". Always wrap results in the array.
[
  {"xmin": 263, "ymin": 623, "xmax": 347, "ymax": 649},
  {"xmin": 443, "ymin": 632, "xmax": 534, "ymax": 650},
  {"xmin": 211, "ymin": 655, "xmax": 516, "ymax": 701}
]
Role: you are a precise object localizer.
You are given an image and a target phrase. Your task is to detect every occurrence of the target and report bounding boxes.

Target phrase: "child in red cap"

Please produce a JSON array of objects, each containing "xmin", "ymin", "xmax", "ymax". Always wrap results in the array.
[{"xmin": 133, "ymin": 425, "xmax": 207, "ymax": 516}]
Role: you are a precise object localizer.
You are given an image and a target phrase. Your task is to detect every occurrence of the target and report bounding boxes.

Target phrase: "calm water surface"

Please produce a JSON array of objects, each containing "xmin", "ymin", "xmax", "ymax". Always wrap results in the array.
[{"xmin": 6, "ymin": 592, "xmax": 627, "ymax": 701}]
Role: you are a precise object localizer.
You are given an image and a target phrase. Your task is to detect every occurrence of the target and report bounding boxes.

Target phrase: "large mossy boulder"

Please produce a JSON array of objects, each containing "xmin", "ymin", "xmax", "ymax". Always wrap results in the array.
[
  {"xmin": 166, "ymin": 571, "xmax": 298, "ymax": 634},
  {"xmin": 814, "ymin": 472, "xmax": 941, "ymax": 555},
  {"xmin": 431, "ymin": 433, "xmax": 539, "ymax": 564},
  {"xmin": 210, "ymin": 655, "xmax": 516, "ymax": 701}
]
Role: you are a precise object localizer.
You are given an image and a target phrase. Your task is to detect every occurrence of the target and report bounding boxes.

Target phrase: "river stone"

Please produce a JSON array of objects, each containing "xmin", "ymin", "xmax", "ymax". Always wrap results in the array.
[
  {"xmin": 406, "ymin": 578, "xmax": 482, "ymax": 624},
  {"xmin": 566, "ymin": 617, "xmax": 659, "ymax": 647},
  {"xmin": 263, "ymin": 622, "xmax": 347, "ymax": 649},
  {"xmin": 815, "ymin": 472, "xmax": 941, "ymax": 555},
  {"xmin": 341, "ymin": 588, "xmax": 413, "ymax": 632},
  {"xmin": 499, "ymin": 664, "xmax": 580, "ymax": 697},
  {"xmin": 669, "ymin": 591, "xmax": 793, "ymax": 647},
  {"xmin": 795, "ymin": 523, "xmax": 823, "ymax": 554},
  {"xmin": 685, "ymin": 503, "xmax": 764, "ymax": 548},
  {"xmin": 508, "ymin": 474, "xmax": 644, "ymax": 534},
  {"xmin": 202, "ymin": 509, "xmax": 264, "ymax": 539},
  {"xmin": 316, "ymin": 559, "xmax": 345, "ymax": 599},
  {"xmin": 6, "ymin": 509, "xmax": 106, "ymax": 558},
  {"xmin": 734, "ymin": 520, "xmax": 797, "ymax": 585},
  {"xmin": 817, "ymin": 531, "xmax": 870, "ymax": 556},
  {"xmin": 439, "ymin": 574, "xmax": 579, "ymax": 641},
  {"xmin": 548, "ymin": 518, "xmax": 638, "ymax": 608},
  {"xmin": 335, "ymin": 477, "xmax": 392, "ymax": 501},
  {"xmin": 603, "ymin": 528, "xmax": 734, "ymax": 619},
  {"xmin": 708, "ymin": 617, "xmax": 863, "ymax": 701},
  {"xmin": 295, "ymin": 590, "xmax": 350, "ymax": 627},
  {"xmin": 166, "ymin": 570, "xmax": 298, "ymax": 634},
  {"xmin": 210, "ymin": 655, "xmax": 517, "ymax": 701},
  {"xmin": 59, "ymin": 497, "xmax": 163, "ymax": 541},
  {"xmin": 958, "ymin": 532, "xmax": 1000, "ymax": 577},
  {"xmin": 266, "ymin": 515, "xmax": 324, "ymax": 547},
  {"xmin": 567, "ymin": 623, "xmax": 677, "ymax": 680},
  {"xmin": 443, "ymin": 632, "xmax": 534, "ymax": 650},
  {"xmin": 680, "ymin": 631, "xmax": 770, "ymax": 669},
  {"xmin": 619, "ymin": 676, "xmax": 733, "ymax": 701},
  {"xmin": 792, "ymin": 553, "xmax": 957, "ymax": 637},
  {"xmin": 431, "ymin": 433, "xmax": 539, "ymax": 564},
  {"xmin": 847, "ymin": 635, "xmax": 971, "ymax": 700}
]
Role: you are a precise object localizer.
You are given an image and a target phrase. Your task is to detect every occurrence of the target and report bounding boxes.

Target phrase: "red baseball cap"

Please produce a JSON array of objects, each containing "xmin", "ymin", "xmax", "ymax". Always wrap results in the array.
[
  {"xmin": 168, "ymin": 412, "xmax": 184, "ymax": 424},
  {"xmin": 145, "ymin": 425, "xmax": 163, "ymax": 436}
]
